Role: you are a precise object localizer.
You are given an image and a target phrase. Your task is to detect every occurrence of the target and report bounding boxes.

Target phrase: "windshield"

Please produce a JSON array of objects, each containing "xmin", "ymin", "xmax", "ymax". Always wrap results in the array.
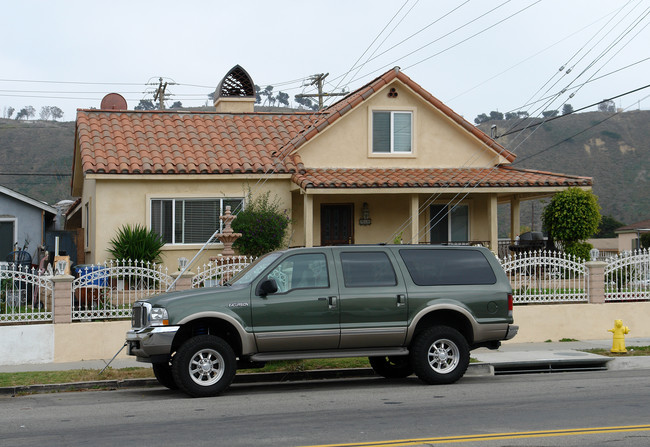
[{"xmin": 229, "ymin": 252, "xmax": 283, "ymax": 286}]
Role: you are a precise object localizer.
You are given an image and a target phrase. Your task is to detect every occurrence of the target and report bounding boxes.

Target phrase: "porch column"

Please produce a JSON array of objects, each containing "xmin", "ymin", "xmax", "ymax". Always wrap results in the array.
[
  {"xmin": 410, "ymin": 194, "xmax": 419, "ymax": 244},
  {"xmin": 510, "ymin": 195, "xmax": 521, "ymax": 240},
  {"xmin": 488, "ymin": 194, "xmax": 498, "ymax": 252},
  {"xmin": 303, "ymin": 193, "xmax": 314, "ymax": 247}
]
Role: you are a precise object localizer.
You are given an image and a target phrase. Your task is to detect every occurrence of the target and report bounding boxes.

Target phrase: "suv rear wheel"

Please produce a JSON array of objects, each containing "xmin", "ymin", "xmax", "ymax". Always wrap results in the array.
[
  {"xmin": 172, "ymin": 335, "xmax": 236, "ymax": 398},
  {"xmin": 410, "ymin": 326, "xmax": 469, "ymax": 385},
  {"xmin": 369, "ymin": 355, "xmax": 413, "ymax": 378}
]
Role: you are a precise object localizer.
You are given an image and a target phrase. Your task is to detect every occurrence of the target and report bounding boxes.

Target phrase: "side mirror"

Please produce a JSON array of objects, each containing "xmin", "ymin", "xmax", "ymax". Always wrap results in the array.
[{"xmin": 257, "ymin": 278, "xmax": 278, "ymax": 297}]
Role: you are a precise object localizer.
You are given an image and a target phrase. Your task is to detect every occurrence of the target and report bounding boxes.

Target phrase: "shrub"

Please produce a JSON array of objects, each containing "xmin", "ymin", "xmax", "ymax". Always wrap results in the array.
[
  {"xmin": 542, "ymin": 188, "xmax": 601, "ymax": 244},
  {"xmin": 232, "ymin": 191, "xmax": 291, "ymax": 257},
  {"xmin": 563, "ymin": 241, "xmax": 593, "ymax": 260},
  {"xmin": 107, "ymin": 224, "xmax": 166, "ymax": 264}
]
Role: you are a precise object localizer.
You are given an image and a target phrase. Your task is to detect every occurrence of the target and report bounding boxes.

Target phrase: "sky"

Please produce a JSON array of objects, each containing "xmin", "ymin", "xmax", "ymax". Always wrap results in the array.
[{"xmin": 2, "ymin": 0, "xmax": 649, "ymax": 124}]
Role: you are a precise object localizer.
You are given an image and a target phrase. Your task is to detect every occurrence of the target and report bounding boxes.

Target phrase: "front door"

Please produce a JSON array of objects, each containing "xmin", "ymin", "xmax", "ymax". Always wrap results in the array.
[{"xmin": 321, "ymin": 204, "xmax": 354, "ymax": 246}]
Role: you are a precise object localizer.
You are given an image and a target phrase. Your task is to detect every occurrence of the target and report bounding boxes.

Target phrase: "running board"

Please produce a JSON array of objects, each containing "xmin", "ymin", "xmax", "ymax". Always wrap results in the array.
[{"xmin": 250, "ymin": 347, "xmax": 409, "ymax": 362}]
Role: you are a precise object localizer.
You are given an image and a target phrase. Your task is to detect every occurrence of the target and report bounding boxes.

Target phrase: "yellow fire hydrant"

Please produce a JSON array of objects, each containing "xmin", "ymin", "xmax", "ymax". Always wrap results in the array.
[{"xmin": 608, "ymin": 319, "xmax": 630, "ymax": 353}]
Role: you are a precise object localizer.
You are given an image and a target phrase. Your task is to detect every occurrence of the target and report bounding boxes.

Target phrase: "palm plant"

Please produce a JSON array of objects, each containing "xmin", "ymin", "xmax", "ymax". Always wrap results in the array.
[{"xmin": 107, "ymin": 224, "xmax": 165, "ymax": 264}]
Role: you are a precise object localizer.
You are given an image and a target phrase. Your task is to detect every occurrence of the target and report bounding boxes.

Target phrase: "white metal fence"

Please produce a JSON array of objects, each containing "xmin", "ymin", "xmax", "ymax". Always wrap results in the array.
[
  {"xmin": 500, "ymin": 250, "xmax": 589, "ymax": 304},
  {"xmin": 71, "ymin": 260, "xmax": 173, "ymax": 321},
  {"xmin": 0, "ymin": 264, "xmax": 53, "ymax": 324},
  {"xmin": 192, "ymin": 256, "xmax": 255, "ymax": 288},
  {"xmin": 604, "ymin": 248, "xmax": 650, "ymax": 302}
]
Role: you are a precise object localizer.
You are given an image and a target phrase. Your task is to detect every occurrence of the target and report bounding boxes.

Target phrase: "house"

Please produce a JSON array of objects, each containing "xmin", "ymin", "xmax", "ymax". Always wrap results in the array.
[
  {"xmin": 0, "ymin": 184, "xmax": 57, "ymax": 266},
  {"xmin": 615, "ymin": 218, "xmax": 650, "ymax": 252},
  {"xmin": 68, "ymin": 66, "xmax": 592, "ymax": 270}
]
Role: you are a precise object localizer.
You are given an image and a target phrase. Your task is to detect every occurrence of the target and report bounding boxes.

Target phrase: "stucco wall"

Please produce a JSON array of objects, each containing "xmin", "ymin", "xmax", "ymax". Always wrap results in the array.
[
  {"xmin": 2, "ymin": 303, "xmax": 648, "ymax": 366},
  {"xmin": 86, "ymin": 176, "xmax": 291, "ymax": 270},
  {"xmin": 297, "ymin": 79, "xmax": 505, "ymax": 169}
]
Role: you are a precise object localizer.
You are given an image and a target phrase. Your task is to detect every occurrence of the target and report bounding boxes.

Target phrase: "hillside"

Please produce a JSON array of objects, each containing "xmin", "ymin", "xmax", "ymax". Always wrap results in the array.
[
  {"xmin": 478, "ymin": 110, "xmax": 650, "ymax": 230},
  {"xmin": 0, "ymin": 110, "xmax": 648, "ymax": 228}
]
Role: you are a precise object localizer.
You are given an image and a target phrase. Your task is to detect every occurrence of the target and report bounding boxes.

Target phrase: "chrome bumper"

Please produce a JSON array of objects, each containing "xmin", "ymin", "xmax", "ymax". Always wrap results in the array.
[
  {"xmin": 504, "ymin": 324, "xmax": 519, "ymax": 340},
  {"xmin": 126, "ymin": 326, "xmax": 179, "ymax": 360}
]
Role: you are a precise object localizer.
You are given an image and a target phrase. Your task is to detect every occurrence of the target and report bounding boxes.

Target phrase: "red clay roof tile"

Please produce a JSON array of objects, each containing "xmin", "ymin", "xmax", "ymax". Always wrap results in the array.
[{"xmin": 291, "ymin": 167, "xmax": 592, "ymax": 190}]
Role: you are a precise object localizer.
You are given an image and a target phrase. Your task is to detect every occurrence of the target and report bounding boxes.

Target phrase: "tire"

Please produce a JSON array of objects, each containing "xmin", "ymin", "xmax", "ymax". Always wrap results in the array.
[
  {"xmin": 152, "ymin": 360, "xmax": 178, "ymax": 390},
  {"xmin": 172, "ymin": 335, "xmax": 237, "ymax": 398},
  {"xmin": 369, "ymin": 355, "xmax": 413, "ymax": 379},
  {"xmin": 410, "ymin": 326, "xmax": 469, "ymax": 385}
]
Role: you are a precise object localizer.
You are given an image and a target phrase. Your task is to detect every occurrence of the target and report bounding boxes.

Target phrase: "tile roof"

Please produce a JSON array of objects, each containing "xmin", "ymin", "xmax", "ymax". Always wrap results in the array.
[
  {"xmin": 287, "ymin": 67, "xmax": 516, "ymax": 163},
  {"xmin": 291, "ymin": 166, "xmax": 592, "ymax": 189},
  {"xmin": 76, "ymin": 111, "xmax": 314, "ymax": 174}
]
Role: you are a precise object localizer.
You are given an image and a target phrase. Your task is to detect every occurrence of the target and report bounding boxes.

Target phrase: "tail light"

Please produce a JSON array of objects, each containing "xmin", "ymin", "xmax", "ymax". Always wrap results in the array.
[{"xmin": 507, "ymin": 293, "xmax": 513, "ymax": 317}]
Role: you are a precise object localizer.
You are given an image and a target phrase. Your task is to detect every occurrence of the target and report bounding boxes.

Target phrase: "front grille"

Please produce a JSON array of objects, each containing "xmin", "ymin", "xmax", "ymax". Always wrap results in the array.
[{"xmin": 131, "ymin": 302, "xmax": 149, "ymax": 329}]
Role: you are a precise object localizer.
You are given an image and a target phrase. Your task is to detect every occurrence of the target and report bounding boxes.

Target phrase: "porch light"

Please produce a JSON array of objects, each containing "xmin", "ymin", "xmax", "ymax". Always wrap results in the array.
[{"xmin": 359, "ymin": 202, "xmax": 372, "ymax": 226}]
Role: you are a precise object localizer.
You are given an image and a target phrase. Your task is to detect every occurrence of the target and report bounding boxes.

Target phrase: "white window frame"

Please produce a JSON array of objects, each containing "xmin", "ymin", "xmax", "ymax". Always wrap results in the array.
[
  {"xmin": 369, "ymin": 109, "xmax": 415, "ymax": 156},
  {"xmin": 149, "ymin": 197, "xmax": 244, "ymax": 246}
]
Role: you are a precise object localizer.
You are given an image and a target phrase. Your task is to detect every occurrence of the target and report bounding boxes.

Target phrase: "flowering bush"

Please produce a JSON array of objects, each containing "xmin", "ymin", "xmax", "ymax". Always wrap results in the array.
[{"xmin": 232, "ymin": 191, "xmax": 291, "ymax": 257}]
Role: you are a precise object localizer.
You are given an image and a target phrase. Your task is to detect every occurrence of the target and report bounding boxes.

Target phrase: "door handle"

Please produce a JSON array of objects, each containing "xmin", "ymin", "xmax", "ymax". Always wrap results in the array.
[
  {"xmin": 397, "ymin": 294, "xmax": 406, "ymax": 307},
  {"xmin": 328, "ymin": 296, "xmax": 337, "ymax": 310}
]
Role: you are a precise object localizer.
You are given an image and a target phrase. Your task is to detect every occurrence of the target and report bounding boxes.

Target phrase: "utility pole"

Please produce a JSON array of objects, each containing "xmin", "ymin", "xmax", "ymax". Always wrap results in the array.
[
  {"xmin": 295, "ymin": 73, "xmax": 347, "ymax": 109},
  {"xmin": 153, "ymin": 78, "xmax": 167, "ymax": 110}
]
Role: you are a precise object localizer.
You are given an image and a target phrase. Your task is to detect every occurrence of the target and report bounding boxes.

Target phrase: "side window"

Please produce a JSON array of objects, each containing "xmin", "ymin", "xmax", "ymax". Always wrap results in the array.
[
  {"xmin": 340, "ymin": 252, "xmax": 397, "ymax": 287},
  {"xmin": 266, "ymin": 253, "xmax": 329, "ymax": 293},
  {"xmin": 399, "ymin": 249, "xmax": 497, "ymax": 286}
]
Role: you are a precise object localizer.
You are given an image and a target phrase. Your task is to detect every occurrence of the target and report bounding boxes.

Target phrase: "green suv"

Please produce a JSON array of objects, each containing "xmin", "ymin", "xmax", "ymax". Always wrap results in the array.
[{"xmin": 126, "ymin": 245, "xmax": 517, "ymax": 397}]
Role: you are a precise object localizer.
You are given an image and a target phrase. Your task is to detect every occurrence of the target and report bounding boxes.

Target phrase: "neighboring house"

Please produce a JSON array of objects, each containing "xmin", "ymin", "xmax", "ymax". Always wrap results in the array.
[
  {"xmin": 68, "ymin": 66, "xmax": 592, "ymax": 270},
  {"xmin": 0, "ymin": 184, "xmax": 57, "ymax": 266},
  {"xmin": 615, "ymin": 219, "xmax": 650, "ymax": 252}
]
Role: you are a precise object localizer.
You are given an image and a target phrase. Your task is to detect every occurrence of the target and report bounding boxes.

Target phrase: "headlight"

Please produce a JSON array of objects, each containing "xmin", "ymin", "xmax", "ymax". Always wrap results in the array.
[{"xmin": 149, "ymin": 307, "xmax": 169, "ymax": 326}]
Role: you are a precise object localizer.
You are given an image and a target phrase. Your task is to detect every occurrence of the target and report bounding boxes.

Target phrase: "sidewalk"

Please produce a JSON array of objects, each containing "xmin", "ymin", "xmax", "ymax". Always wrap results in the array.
[{"xmin": 2, "ymin": 338, "xmax": 650, "ymax": 374}]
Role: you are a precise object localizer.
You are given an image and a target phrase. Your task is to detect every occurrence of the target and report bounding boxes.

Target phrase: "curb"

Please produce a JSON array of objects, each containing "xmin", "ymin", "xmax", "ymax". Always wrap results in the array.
[{"xmin": 0, "ymin": 364, "xmax": 491, "ymax": 397}]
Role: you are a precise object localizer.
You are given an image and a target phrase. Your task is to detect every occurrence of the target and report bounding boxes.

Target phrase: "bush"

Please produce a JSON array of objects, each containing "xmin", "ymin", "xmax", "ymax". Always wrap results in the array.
[
  {"xmin": 107, "ymin": 224, "xmax": 166, "ymax": 263},
  {"xmin": 563, "ymin": 241, "xmax": 593, "ymax": 260},
  {"xmin": 542, "ymin": 188, "xmax": 601, "ymax": 244},
  {"xmin": 232, "ymin": 191, "xmax": 291, "ymax": 257}
]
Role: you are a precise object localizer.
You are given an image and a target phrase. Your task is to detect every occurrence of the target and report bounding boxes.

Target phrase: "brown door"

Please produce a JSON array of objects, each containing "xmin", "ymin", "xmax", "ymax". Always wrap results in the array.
[{"xmin": 321, "ymin": 204, "xmax": 354, "ymax": 245}]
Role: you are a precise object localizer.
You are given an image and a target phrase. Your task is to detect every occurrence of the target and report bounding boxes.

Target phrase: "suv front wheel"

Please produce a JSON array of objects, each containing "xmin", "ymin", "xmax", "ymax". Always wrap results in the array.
[
  {"xmin": 410, "ymin": 326, "xmax": 469, "ymax": 385},
  {"xmin": 172, "ymin": 335, "xmax": 237, "ymax": 398}
]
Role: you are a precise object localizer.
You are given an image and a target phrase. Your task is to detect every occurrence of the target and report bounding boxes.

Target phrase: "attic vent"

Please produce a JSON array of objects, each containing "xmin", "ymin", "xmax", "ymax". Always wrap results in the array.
[
  {"xmin": 100, "ymin": 93, "xmax": 128, "ymax": 110},
  {"xmin": 388, "ymin": 88, "xmax": 398, "ymax": 98},
  {"xmin": 215, "ymin": 65, "xmax": 255, "ymax": 99}
]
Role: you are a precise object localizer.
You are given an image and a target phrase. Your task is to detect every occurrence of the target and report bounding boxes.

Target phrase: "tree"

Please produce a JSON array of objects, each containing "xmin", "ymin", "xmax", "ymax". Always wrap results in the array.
[
  {"xmin": 254, "ymin": 85, "xmax": 262, "ymax": 104},
  {"xmin": 597, "ymin": 99, "xmax": 615, "ymax": 112},
  {"xmin": 542, "ymin": 110, "xmax": 558, "ymax": 118},
  {"xmin": 562, "ymin": 103, "xmax": 574, "ymax": 115},
  {"xmin": 50, "ymin": 106, "xmax": 63, "ymax": 120},
  {"xmin": 4, "ymin": 106, "xmax": 15, "ymax": 118},
  {"xmin": 39, "ymin": 106, "xmax": 52, "ymax": 120},
  {"xmin": 135, "ymin": 100, "xmax": 156, "ymax": 111},
  {"xmin": 641, "ymin": 233, "xmax": 650, "ymax": 249},
  {"xmin": 593, "ymin": 215, "xmax": 625, "ymax": 238},
  {"xmin": 294, "ymin": 95, "xmax": 317, "ymax": 111},
  {"xmin": 542, "ymin": 188, "xmax": 601, "ymax": 258},
  {"xmin": 170, "ymin": 101, "xmax": 183, "ymax": 109},
  {"xmin": 489, "ymin": 111, "xmax": 503, "ymax": 121},
  {"xmin": 276, "ymin": 92, "xmax": 289, "ymax": 107},
  {"xmin": 15, "ymin": 106, "xmax": 35, "ymax": 120},
  {"xmin": 474, "ymin": 113, "xmax": 489, "ymax": 125},
  {"xmin": 504, "ymin": 112, "xmax": 518, "ymax": 120},
  {"xmin": 261, "ymin": 85, "xmax": 274, "ymax": 106},
  {"xmin": 516, "ymin": 111, "xmax": 529, "ymax": 119},
  {"xmin": 231, "ymin": 190, "xmax": 291, "ymax": 257}
]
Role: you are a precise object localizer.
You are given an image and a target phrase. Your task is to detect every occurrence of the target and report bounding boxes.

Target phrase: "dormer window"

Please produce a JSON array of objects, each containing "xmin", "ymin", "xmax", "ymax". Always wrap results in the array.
[{"xmin": 372, "ymin": 111, "xmax": 412, "ymax": 153}]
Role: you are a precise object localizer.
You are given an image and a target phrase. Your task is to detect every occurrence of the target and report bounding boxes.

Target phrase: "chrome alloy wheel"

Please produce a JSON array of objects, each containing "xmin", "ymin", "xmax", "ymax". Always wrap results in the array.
[
  {"xmin": 427, "ymin": 338, "xmax": 460, "ymax": 374},
  {"xmin": 188, "ymin": 348, "xmax": 225, "ymax": 386}
]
